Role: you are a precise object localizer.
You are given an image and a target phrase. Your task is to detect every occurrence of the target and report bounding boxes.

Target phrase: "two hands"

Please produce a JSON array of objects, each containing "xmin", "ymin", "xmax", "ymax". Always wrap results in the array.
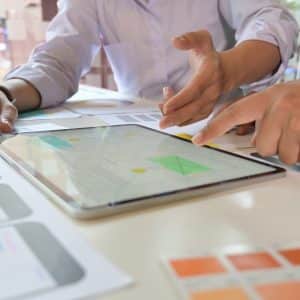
[
  {"xmin": 160, "ymin": 30, "xmax": 300, "ymax": 165},
  {"xmin": 1, "ymin": 30, "xmax": 299, "ymax": 164}
]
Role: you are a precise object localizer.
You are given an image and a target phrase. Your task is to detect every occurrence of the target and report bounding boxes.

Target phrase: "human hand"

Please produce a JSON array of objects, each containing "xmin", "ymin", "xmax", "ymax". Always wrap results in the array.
[
  {"xmin": 160, "ymin": 30, "xmax": 228, "ymax": 129},
  {"xmin": 0, "ymin": 91, "xmax": 18, "ymax": 133},
  {"xmin": 159, "ymin": 86, "xmax": 174, "ymax": 114},
  {"xmin": 193, "ymin": 81, "xmax": 300, "ymax": 165}
]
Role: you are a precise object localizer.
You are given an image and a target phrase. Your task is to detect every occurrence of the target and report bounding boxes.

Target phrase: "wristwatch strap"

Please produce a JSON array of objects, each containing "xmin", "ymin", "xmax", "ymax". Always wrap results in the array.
[{"xmin": 0, "ymin": 85, "xmax": 15, "ymax": 102}]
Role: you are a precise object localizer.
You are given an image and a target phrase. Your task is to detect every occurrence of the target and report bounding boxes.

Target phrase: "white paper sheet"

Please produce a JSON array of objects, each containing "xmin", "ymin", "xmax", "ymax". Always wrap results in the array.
[
  {"xmin": 14, "ymin": 123, "xmax": 67, "ymax": 133},
  {"xmin": 68, "ymin": 85, "xmax": 131, "ymax": 102},
  {"xmin": 64, "ymin": 98, "xmax": 159, "ymax": 116},
  {"xmin": 14, "ymin": 116, "xmax": 107, "ymax": 134},
  {"xmin": 99, "ymin": 113, "xmax": 209, "ymax": 137},
  {"xmin": 64, "ymin": 85, "xmax": 159, "ymax": 116},
  {"xmin": 18, "ymin": 107, "xmax": 79, "ymax": 121},
  {"xmin": 0, "ymin": 158, "xmax": 132, "ymax": 300}
]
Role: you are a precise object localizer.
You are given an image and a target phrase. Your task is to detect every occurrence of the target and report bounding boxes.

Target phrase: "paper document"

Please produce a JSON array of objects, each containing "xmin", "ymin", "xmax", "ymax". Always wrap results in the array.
[
  {"xmin": 19, "ymin": 107, "xmax": 79, "ymax": 121},
  {"xmin": 99, "ymin": 113, "xmax": 209, "ymax": 137},
  {"xmin": 14, "ymin": 116, "xmax": 107, "ymax": 134},
  {"xmin": 64, "ymin": 98, "xmax": 158, "ymax": 116},
  {"xmin": 68, "ymin": 85, "xmax": 132, "ymax": 102},
  {"xmin": 0, "ymin": 158, "xmax": 132, "ymax": 300},
  {"xmin": 65, "ymin": 85, "xmax": 159, "ymax": 116},
  {"xmin": 14, "ymin": 123, "xmax": 67, "ymax": 133}
]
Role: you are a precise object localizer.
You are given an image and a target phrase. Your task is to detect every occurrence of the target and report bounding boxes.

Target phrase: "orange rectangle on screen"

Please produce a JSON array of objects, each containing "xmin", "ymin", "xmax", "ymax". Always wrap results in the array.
[
  {"xmin": 256, "ymin": 281, "xmax": 300, "ymax": 300},
  {"xmin": 169, "ymin": 257, "xmax": 227, "ymax": 278},
  {"xmin": 227, "ymin": 252, "xmax": 281, "ymax": 271},
  {"xmin": 190, "ymin": 287, "xmax": 250, "ymax": 300},
  {"xmin": 279, "ymin": 248, "xmax": 300, "ymax": 266}
]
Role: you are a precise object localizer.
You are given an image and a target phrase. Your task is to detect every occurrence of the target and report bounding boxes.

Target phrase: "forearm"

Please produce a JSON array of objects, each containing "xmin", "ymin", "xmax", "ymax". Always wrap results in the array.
[
  {"xmin": 2, "ymin": 79, "xmax": 41, "ymax": 112},
  {"xmin": 220, "ymin": 40, "xmax": 281, "ymax": 93}
]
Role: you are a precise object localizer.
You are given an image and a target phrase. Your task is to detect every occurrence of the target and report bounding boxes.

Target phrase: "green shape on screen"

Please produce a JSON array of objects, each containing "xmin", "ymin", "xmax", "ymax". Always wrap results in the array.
[
  {"xmin": 150, "ymin": 155, "xmax": 209, "ymax": 175},
  {"xmin": 40, "ymin": 136, "xmax": 72, "ymax": 150},
  {"xmin": 20, "ymin": 109, "xmax": 45, "ymax": 119}
]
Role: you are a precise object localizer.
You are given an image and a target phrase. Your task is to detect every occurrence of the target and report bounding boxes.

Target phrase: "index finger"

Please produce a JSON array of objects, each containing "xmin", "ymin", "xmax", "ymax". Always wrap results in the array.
[{"xmin": 192, "ymin": 93, "xmax": 268, "ymax": 145}]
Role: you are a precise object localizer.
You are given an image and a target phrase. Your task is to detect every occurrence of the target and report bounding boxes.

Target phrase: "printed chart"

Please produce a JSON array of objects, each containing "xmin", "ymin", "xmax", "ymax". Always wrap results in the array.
[
  {"xmin": 0, "ymin": 222, "xmax": 84, "ymax": 300},
  {"xmin": 0, "ymin": 184, "xmax": 32, "ymax": 223}
]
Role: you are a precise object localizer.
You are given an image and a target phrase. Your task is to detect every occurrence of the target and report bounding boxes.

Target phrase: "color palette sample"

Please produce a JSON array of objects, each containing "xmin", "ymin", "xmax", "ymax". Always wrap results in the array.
[
  {"xmin": 164, "ymin": 244, "xmax": 300, "ymax": 300},
  {"xmin": 150, "ymin": 155, "xmax": 209, "ymax": 175}
]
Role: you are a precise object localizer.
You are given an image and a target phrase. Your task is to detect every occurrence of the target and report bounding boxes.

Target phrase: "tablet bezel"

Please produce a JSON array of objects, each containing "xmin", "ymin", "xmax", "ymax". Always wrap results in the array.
[{"xmin": 0, "ymin": 125, "xmax": 286, "ymax": 219}]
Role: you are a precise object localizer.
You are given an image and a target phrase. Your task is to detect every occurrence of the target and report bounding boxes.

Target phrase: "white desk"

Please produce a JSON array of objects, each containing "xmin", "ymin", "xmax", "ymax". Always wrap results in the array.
[
  {"xmin": 59, "ymin": 134, "xmax": 299, "ymax": 300},
  {"xmin": 82, "ymin": 176, "xmax": 299, "ymax": 300},
  {"xmin": 9, "ymin": 86, "xmax": 300, "ymax": 300}
]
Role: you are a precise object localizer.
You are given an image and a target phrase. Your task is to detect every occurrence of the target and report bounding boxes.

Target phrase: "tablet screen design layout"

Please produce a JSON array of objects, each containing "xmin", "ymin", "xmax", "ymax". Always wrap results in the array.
[
  {"xmin": 0, "ymin": 125, "xmax": 283, "ymax": 209},
  {"xmin": 0, "ymin": 184, "xmax": 32, "ymax": 223},
  {"xmin": 0, "ymin": 222, "xmax": 85, "ymax": 300}
]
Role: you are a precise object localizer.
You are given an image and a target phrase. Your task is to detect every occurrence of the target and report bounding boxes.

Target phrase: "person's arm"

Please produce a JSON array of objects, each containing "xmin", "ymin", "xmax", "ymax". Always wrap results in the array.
[
  {"xmin": 0, "ymin": 0, "xmax": 101, "ymax": 131},
  {"xmin": 0, "ymin": 79, "xmax": 41, "ymax": 132},
  {"xmin": 2, "ymin": 79, "xmax": 41, "ymax": 112},
  {"xmin": 193, "ymin": 81, "xmax": 300, "ymax": 165},
  {"xmin": 159, "ymin": 33, "xmax": 281, "ymax": 129},
  {"xmin": 159, "ymin": 0, "xmax": 298, "ymax": 129},
  {"xmin": 221, "ymin": 0, "xmax": 299, "ymax": 94}
]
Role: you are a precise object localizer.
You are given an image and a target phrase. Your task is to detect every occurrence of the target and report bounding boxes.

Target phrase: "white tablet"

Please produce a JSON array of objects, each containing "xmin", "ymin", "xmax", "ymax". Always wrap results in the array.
[{"xmin": 0, "ymin": 125, "xmax": 285, "ymax": 219}]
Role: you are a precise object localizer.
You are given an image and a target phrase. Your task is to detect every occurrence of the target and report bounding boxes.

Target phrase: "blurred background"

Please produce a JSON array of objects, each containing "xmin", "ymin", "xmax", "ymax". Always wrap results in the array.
[{"xmin": 0, "ymin": 0, "xmax": 299, "ymax": 90}]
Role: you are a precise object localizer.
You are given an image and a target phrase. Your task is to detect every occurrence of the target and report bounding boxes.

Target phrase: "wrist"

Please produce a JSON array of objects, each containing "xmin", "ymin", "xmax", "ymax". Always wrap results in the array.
[
  {"xmin": 0, "ymin": 85, "xmax": 15, "ymax": 103},
  {"xmin": 219, "ymin": 49, "xmax": 244, "ymax": 94}
]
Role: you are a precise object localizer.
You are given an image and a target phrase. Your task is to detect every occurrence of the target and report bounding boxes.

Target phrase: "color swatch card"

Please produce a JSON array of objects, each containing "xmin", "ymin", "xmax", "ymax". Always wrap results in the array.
[{"xmin": 163, "ymin": 244, "xmax": 300, "ymax": 300}]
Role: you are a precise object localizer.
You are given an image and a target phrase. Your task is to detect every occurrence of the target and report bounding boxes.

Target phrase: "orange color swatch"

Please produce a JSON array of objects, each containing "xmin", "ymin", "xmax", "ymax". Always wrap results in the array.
[
  {"xmin": 256, "ymin": 281, "xmax": 300, "ymax": 300},
  {"xmin": 227, "ymin": 252, "xmax": 281, "ymax": 271},
  {"xmin": 279, "ymin": 248, "xmax": 300, "ymax": 266},
  {"xmin": 170, "ymin": 257, "xmax": 226, "ymax": 278},
  {"xmin": 190, "ymin": 287, "xmax": 250, "ymax": 300}
]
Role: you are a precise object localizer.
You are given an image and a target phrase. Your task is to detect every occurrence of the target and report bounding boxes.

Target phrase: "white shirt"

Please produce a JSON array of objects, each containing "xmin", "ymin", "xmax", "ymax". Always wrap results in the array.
[{"xmin": 6, "ymin": 0, "xmax": 299, "ymax": 108}]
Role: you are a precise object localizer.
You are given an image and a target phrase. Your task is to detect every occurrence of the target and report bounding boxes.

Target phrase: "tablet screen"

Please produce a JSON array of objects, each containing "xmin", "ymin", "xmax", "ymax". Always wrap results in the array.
[{"xmin": 1, "ymin": 125, "xmax": 283, "ymax": 209}]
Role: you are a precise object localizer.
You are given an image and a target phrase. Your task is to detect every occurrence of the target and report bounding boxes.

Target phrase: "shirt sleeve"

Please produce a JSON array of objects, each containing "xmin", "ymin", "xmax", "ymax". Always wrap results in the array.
[
  {"xmin": 5, "ymin": 0, "xmax": 102, "ymax": 108},
  {"xmin": 219, "ymin": 0, "xmax": 299, "ymax": 95}
]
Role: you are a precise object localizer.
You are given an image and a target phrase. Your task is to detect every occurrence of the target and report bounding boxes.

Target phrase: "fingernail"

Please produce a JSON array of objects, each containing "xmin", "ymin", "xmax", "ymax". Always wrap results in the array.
[
  {"xmin": 1, "ymin": 118, "xmax": 10, "ymax": 125},
  {"xmin": 160, "ymin": 119, "xmax": 174, "ymax": 129},
  {"xmin": 163, "ymin": 106, "xmax": 169, "ymax": 115},
  {"xmin": 175, "ymin": 35, "xmax": 187, "ymax": 42},
  {"xmin": 192, "ymin": 132, "xmax": 204, "ymax": 145},
  {"xmin": 163, "ymin": 87, "xmax": 169, "ymax": 97}
]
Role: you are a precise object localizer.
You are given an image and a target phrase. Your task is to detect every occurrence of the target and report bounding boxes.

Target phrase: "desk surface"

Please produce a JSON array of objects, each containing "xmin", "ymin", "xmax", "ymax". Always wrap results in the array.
[
  {"xmin": 56, "ymin": 133, "xmax": 299, "ymax": 300},
  {"xmin": 11, "ymin": 86, "xmax": 300, "ymax": 299}
]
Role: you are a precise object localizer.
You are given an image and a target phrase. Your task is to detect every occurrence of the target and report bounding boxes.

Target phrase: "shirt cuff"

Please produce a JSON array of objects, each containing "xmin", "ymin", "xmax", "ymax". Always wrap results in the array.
[
  {"xmin": 236, "ymin": 22, "xmax": 297, "ymax": 95},
  {"xmin": 5, "ymin": 64, "xmax": 75, "ymax": 109}
]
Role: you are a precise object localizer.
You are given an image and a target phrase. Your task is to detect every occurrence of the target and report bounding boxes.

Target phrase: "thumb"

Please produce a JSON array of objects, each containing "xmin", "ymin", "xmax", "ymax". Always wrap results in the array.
[
  {"xmin": 173, "ymin": 30, "xmax": 215, "ymax": 55},
  {"xmin": 0, "ymin": 101, "xmax": 18, "ymax": 133},
  {"xmin": 192, "ymin": 92, "xmax": 269, "ymax": 145}
]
